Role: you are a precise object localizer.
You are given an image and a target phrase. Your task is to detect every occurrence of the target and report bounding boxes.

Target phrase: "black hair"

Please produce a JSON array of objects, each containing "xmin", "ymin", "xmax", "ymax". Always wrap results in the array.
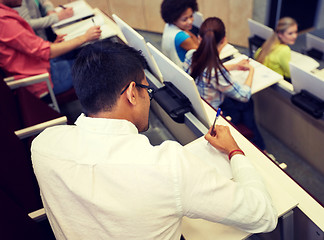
[
  {"xmin": 161, "ymin": 0, "xmax": 198, "ymax": 24},
  {"xmin": 72, "ymin": 41, "xmax": 147, "ymax": 115}
]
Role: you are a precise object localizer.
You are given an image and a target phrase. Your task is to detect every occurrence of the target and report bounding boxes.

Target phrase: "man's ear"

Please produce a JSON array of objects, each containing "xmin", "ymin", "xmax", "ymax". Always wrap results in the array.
[{"xmin": 125, "ymin": 81, "xmax": 137, "ymax": 105}]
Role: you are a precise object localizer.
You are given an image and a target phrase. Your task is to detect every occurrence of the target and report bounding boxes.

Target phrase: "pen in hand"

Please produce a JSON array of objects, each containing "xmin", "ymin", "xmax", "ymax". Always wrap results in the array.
[
  {"xmin": 59, "ymin": 4, "xmax": 66, "ymax": 9},
  {"xmin": 211, "ymin": 108, "xmax": 221, "ymax": 137}
]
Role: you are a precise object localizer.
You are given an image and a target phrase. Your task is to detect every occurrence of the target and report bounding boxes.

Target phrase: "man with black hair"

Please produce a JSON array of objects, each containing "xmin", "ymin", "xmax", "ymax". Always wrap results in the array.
[{"xmin": 32, "ymin": 41, "xmax": 277, "ymax": 240}]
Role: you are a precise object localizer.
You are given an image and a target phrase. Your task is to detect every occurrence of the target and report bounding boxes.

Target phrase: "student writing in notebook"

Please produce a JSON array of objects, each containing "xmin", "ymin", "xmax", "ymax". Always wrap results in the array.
[
  {"xmin": 184, "ymin": 17, "xmax": 267, "ymax": 152},
  {"xmin": 31, "ymin": 41, "xmax": 277, "ymax": 240},
  {"xmin": 0, "ymin": 0, "xmax": 101, "ymax": 99},
  {"xmin": 161, "ymin": 0, "xmax": 199, "ymax": 68},
  {"xmin": 254, "ymin": 17, "xmax": 298, "ymax": 81},
  {"xmin": 15, "ymin": 0, "xmax": 73, "ymax": 41}
]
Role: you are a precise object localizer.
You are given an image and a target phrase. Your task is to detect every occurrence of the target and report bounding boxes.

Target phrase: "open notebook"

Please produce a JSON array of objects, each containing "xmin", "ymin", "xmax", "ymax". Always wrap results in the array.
[
  {"xmin": 52, "ymin": 0, "xmax": 94, "ymax": 28},
  {"xmin": 224, "ymin": 54, "xmax": 283, "ymax": 94},
  {"xmin": 55, "ymin": 14, "xmax": 116, "ymax": 41}
]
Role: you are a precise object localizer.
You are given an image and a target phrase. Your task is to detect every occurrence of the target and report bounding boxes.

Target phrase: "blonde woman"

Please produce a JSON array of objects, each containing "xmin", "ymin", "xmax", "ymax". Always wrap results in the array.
[{"xmin": 255, "ymin": 17, "xmax": 298, "ymax": 80}]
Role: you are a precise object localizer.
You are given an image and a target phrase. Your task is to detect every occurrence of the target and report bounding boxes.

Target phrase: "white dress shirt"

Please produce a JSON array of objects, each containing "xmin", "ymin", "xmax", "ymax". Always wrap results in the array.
[{"xmin": 31, "ymin": 114, "xmax": 277, "ymax": 240}]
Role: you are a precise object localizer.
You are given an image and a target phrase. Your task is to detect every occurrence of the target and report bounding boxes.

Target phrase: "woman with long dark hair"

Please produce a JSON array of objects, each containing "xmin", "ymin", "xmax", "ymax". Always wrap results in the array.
[{"xmin": 184, "ymin": 17, "xmax": 266, "ymax": 151}]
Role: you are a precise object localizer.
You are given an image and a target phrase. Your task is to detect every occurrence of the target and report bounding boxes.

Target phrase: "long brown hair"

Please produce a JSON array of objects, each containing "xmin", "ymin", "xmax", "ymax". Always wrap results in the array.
[
  {"xmin": 190, "ymin": 17, "xmax": 229, "ymax": 84},
  {"xmin": 256, "ymin": 17, "xmax": 297, "ymax": 63}
]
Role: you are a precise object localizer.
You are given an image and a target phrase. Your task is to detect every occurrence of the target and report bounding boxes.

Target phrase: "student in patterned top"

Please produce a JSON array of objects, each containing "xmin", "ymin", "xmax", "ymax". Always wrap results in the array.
[{"xmin": 184, "ymin": 17, "xmax": 266, "ymax": 151}]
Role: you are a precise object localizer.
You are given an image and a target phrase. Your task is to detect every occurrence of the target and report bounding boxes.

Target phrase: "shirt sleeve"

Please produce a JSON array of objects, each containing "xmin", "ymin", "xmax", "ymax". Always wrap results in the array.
[
  {"xmin": 0, "ymin": 16, "xmax": 51, "ymax": 60},
  {"xmin": 16, "ymin": 0, "xmax": 59, "ymax": 30},
  {"xmin": 277, "ymin": 45, "xmax": 291, "ymax": 78},
  {"xmin": 176, "ymin": 147, "xmax": 278, "ymax": 233},
  {"xmin": 175, "ymin": 31, "xmax": 190, "ymax": 48},
  {"xmin": 183, "ymin": 49, "xmax": 195, "ymax": 73},
  {"xmin": 41, "ymin": 0, "xmax": 55, "ymax": 12},
  {"xmin": 216, "ymin": 70, "xmax": 252, "ymax": 102}
]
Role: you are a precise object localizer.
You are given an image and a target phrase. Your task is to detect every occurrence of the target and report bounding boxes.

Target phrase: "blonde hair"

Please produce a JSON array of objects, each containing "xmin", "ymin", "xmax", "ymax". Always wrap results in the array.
[{"xmin": 256, "ymin": 17, "xmax": 297, "ymax": 63}]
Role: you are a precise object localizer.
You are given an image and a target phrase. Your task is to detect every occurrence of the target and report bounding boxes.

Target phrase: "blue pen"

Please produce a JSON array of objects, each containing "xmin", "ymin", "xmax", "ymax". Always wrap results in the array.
[{"xmin": 211, "ymin": 108, "xmax": 221, "ymax": 136}]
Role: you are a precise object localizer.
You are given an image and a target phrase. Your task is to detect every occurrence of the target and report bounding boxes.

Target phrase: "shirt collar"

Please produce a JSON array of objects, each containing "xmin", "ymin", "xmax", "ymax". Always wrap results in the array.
[{"xmin": 75, "ymin": 113, "xmax": 139, "ymax": 135}]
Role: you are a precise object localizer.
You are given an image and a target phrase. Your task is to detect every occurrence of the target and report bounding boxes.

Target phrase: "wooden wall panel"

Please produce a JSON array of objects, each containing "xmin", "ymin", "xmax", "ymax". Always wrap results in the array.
[
  {"xmin": 50, "ymin": 0, "xmax": 252, "ymax": 47},
  {"xmin": 87, "ymin": 0, "xmax": 111, "ymax": 16},
  {"xmin": 228, "ymin": 0, "xmax": 253, "ymax": 47},
  {"xmin": 50, "ymin": 0, "xmax": 69, "ymax": 7},
  {"xmin": 143, "ymin": 0, "xmax": 164, "ymax": 33},
  {"xmin": 108, "ymin": 0, "xmax": 146, "ymax": 29}
]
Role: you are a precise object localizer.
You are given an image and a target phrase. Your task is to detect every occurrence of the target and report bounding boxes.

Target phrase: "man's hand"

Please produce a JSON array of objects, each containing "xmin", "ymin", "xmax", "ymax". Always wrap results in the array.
[{"xmin": 205, "ymin": 125, "xmax": 241, "ymax": 155}]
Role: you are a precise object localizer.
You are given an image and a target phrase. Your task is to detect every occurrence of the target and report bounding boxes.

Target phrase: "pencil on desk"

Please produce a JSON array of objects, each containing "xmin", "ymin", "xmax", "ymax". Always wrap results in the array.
[{"xmin": 92, "ymin": 18, "xmax": 96, "ymax": 26}]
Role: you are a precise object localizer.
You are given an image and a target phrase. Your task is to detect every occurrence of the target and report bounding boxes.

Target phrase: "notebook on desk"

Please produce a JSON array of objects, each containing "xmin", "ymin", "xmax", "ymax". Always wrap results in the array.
[
  {"xmin": 56, "ymin": 15, "xmax": 115, "ymax": 41},
  {"xmin": 224, "ymin": 54, "xmax": 283, "ymax": 94},
  {"xmin": 52, "ymin": 0, "xmax": 94, "ymax": 28}
]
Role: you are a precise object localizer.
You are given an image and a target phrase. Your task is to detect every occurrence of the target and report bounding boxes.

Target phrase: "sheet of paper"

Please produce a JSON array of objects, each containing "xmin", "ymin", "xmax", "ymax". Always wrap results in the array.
[
  {"xmin": 184, "ymin": 137, "xmax": 233, "ymax": 179},
  {"xmin": 53, "ymin": 0, "xmax": 94, "ymax": 28},
  {"xmin": 54, "ymin": 15, "xmax": 116, "ymax": 42},
  {"xmin": 225, "ymin": 54, "xmax": 283, "ymax": 94}
]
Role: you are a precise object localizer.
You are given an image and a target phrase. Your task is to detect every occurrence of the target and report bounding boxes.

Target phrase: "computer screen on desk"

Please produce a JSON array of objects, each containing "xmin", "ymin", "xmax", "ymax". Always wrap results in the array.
[
  {"xmin": 290, "ymin": 62, "xmax": 324, "ymax": 100},
  {"xmin": 248, "ymin": 18, "xmax": 273, "ymax": 40},
  {"xmin": 147, "ymin": 42, "xmax": 211, "ymax": 127},
  {"xmin": 112, "ymin": 14, "xmax": 164, "ymax": 83}
]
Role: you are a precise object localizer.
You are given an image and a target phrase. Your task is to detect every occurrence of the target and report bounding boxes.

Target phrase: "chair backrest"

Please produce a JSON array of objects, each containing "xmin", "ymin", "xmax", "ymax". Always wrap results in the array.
[
  {"xmin": 112, "ymin": 14, "xmax": 164, "ymax": 83},
  {"xmin": 147, "ymin": 42, "xmax": 211, "ymax": 128},
  {"xmin": 0, "ymin": 77, "xmax": 62, "ymax": 130},
  {"xmin": 290, "ymin": 62, "xmax": 324, "ymax": 100},
  {"xmin": 0, "ymin": 77, "xmax": 24, "ymax": 131},
  {"xmin": 193, "ymin": 11, "xmax": 204, "ymax": 29},
  {"xmin": 306, "ymin": 33, "xmax": 324, "ymax": 53},
  {"xmin": 247, "ymin": 18, "xmax": 273, "ymax": 40},
  {"xmin": 0, "ymin": 117, "xmax": 43, "ymax": 213},
  {"xmin": 247, "ymin": 18, "xmax": 274, "ymax": 57},
  {"xmin": 0, "ymin": 188, "xmax": 52, "ymax": 240},
  {"xmin": 305, "ymin": 33, "xmax": 324, "ymax": 60},
  {"xmin": 0, "ymin": 121, "xmax": 55, "ymax": 239}
]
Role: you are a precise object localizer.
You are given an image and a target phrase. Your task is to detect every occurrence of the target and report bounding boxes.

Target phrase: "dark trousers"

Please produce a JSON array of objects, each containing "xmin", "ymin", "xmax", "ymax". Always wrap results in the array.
[{"xmin": 220, "ymin": 97, "xmax": 266, "ymax": 150}]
